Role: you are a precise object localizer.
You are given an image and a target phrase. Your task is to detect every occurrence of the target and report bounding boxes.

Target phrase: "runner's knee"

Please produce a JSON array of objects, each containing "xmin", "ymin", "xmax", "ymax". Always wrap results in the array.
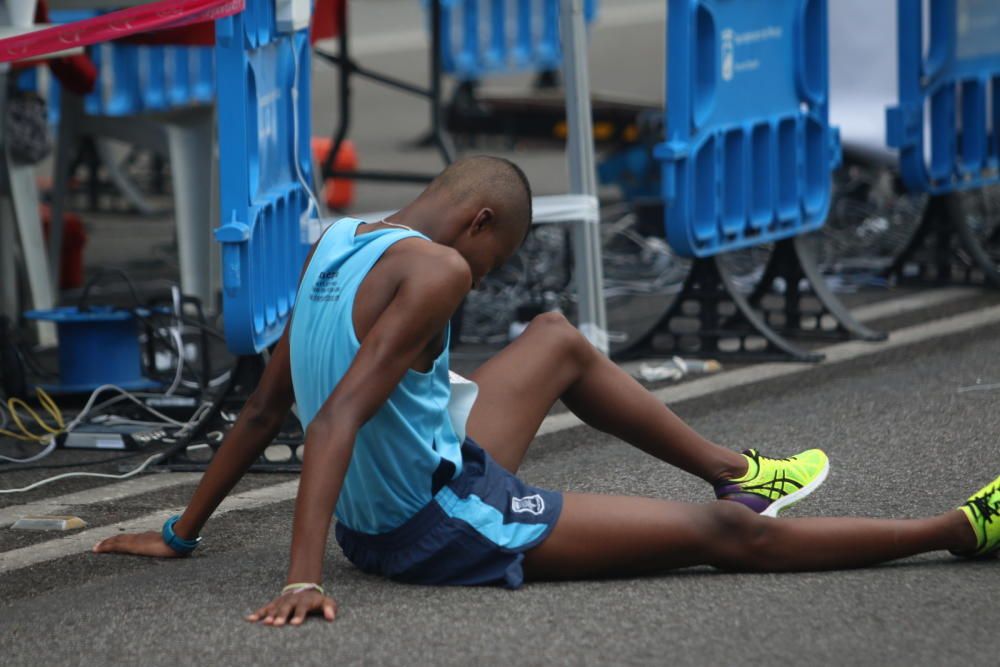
[
  {"xmin": 525, "ymin": 312, "xmax": 594, "ymax": 364},
  {"xmin": 702, "ymin": 501, "xmax": 773, "ymax": 569}
]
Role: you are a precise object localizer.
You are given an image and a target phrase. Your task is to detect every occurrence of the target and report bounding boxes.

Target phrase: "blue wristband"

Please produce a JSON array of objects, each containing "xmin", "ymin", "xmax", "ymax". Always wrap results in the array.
[{"xmin": 162, "ymin": 515, "xmax": 201, "ymax": 555}]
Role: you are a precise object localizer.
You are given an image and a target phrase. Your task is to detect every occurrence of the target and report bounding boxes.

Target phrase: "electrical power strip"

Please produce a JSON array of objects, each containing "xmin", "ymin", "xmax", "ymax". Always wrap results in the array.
[{"xmin": 56, "ymin": 424, "xmax": 162, "ymax": 450}]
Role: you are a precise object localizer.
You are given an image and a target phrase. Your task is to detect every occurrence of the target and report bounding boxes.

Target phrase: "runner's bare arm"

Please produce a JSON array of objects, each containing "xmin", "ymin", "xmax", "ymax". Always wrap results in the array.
[
  {"xmin": 247, "ymin": 247, "xmax": 471, "ymax": 625},
  {"xmin": 94, "ymin": 244, "xmax": 320, "ymax": 557},
  {"xmin": 168, "ymin": 326, "xmax": 296, "ymax": 537},
  {"xmin": 285, "ymin": 247, "xmax": 470, "ymax": 581}
]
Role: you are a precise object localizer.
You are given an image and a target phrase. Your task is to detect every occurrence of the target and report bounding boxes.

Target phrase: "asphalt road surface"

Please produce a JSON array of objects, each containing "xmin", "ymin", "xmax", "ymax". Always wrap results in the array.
[{"xmin": 2, "ymin": 297, "xmax": 999, "ymax": 666}]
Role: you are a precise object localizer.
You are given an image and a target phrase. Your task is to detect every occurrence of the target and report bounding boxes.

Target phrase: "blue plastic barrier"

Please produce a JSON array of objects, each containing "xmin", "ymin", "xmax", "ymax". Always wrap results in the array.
[
  {"xmin": 437, "ymin": 0, "xmax": 597, "ymax": 81},
  {"xmin": 656, "ymin": 0, "xmax": 841, "ymax": 258},
  {"xmin": 887, "ymin": 0, "xmax": 1000, "ymax": 194},
  {"xmin": 46, "ymin": 11, "xmax": 215, "ymax": 125},
  {"xmin": 213, "ymin": 1, "xmax": 316, "ymax": 354}
]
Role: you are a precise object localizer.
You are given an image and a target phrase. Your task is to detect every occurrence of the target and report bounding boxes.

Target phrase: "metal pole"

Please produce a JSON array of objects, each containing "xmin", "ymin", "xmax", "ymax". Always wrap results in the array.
[
  {"xmin": 0, "ymin": 67, "xmax": 57, "ymax": 346},
  {"xmin": 559, "ymin": 0, "xmax": 607, "ymax": 353},
  {"xmin": 165, "ymin": 107, "xmax": 215, "ymax": 310}
]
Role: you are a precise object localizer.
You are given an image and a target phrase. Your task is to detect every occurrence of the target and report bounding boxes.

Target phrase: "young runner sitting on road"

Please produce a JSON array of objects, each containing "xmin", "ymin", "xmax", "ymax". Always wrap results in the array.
[{"xmin": 95, "ymin": 156, "xmax": 1000, "ymax": 627}]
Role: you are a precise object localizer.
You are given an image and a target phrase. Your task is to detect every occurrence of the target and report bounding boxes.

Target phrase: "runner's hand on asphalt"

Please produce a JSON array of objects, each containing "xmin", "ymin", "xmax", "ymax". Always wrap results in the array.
[
  {"xmin": 246, "ymin": 590, "xmax": 337, "ymax": 626},
  {"xmin": 92, "ymin": 531, "xmax": 184, "ymax": 558}
]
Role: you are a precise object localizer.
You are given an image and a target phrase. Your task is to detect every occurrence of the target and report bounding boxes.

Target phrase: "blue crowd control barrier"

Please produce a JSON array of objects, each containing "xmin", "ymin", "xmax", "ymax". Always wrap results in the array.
[
  {"xmin": 14, "ymin": 68, "xmax": 38, "ymax": 92},
  {"xmin": 437, "ymin": 0, "xmax": 597, "ymax": 81},
  {"xmin": 887, "ymin": 0, "xmax": 1000, "ymax": 195},
  {"xmin": 108, "ymin": 45, "xmax": 143, "ymax": 114},
  {"xmin": 213, "ymin": 1, "xmax": 316, "ymax": 355},
  {"xmin": 657, "ymin": 0, "xmax": 841, "ymax": 258},
  {"xmin": 144, "ymin": 47, "xmax": 169, "ymax": 111},
  {"xmin": 193, "ymin": 48, "xmax": 216, "ymax": 102},
  {"xmin": 46, "ymin": 11, "xmax": 215, "ymax": 125}
]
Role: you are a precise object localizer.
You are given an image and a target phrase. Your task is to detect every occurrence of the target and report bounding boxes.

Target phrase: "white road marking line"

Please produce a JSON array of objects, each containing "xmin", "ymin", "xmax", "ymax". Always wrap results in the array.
[
  {"xmin": 0, "ymin": 474, "xmax": 202, "ymax": 528},
  {"xmin": 3, "ymin": 299, "xmax": 998, "ymax": 574},
  {"xmin": 0, "ymin": 481, "xmax": 300, "ymax": 575},
  {"xmin": 849, "ymin": 287, "xmax": 980, "ymax": 322}
]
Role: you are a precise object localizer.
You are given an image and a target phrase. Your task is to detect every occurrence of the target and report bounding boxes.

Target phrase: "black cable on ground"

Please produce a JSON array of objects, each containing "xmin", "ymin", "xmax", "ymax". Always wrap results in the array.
[{"xmin": 149, "ymin": 359, "xmax": 242, "ymax": 465}]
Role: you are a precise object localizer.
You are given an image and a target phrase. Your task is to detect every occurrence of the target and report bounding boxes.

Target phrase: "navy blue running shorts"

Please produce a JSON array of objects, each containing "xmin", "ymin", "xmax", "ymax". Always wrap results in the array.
[{"xmin": 335, "ymin": 438, "xmax": 563, "ymax": 589}]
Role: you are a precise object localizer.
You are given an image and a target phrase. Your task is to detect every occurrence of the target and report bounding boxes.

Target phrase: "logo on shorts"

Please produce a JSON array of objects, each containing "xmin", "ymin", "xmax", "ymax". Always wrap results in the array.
[{"xmin": 511, "ymin": 494, "xmax": 545, "ymax": 516}]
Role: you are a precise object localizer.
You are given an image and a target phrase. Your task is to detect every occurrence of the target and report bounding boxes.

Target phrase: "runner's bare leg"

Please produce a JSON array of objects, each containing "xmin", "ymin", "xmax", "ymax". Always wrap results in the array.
[
  {"xmin": 523, "ymin": 495, "xmax": 976, "ymax": 580},
  {"xmin": 466, "ymin": 313, "xmax": 747, "ymax": 480}
]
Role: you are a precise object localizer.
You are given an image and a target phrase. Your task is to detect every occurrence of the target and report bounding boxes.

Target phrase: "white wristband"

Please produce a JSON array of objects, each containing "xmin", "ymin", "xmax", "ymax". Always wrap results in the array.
[{"xmin": 281, "ymin": 582, "xmax": 325, "ymax": 596}]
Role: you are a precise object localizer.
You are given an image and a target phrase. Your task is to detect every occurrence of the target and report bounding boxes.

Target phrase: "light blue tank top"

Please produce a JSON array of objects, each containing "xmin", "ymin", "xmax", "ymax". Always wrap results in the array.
[{"xmin": 289, "ymin": 218, "xmax": 465, "ymax": 534}]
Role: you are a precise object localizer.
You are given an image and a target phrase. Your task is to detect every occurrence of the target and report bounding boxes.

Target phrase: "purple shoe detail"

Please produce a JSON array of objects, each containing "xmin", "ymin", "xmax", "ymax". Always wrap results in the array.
[
  {"xmin": 717, "ymin": 492, "xmax": 773, "ymax": 514},
  {"xmin": 713, "ymin": 482, "xmax": 742, "ymax": 497},
  {"xmin": 714, "ymin": 481, "xmax": 772, "ymax": 514}
]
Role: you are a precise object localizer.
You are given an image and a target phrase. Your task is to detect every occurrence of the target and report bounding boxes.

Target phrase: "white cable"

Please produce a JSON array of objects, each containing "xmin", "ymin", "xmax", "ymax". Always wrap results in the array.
[
  {"xmin": 163, "ymin": 326, "xmax": 185, "ymax": 396},
  {"xmin": 88, "ymin": 391, "xmax": 163, "ymax": 416},
  {"xmin": 0, "ymin": 396, "xmax": 61, "ymax": 463},
  {"xmin": 89, "ymin": 416, "xmax": 174, "ymax": 428},
  {"xmin": 0, "ymin": 384, "xmax": 197, "ymax": 464},
  {"xmin": 0, "ymin": 398, "xmax": 212, "ymax": 491},
  {"xmin": 289, "ymin": 38, "xmax": 324, "ymax": 230},
  {"xmin": 0, "ymin": 452, "xmax": 164, "ymax": 494},
  {"xmin": 1, "ymin": 288, "xmax": 225, "ymax": 467},
  {"xmin": 163, "ymin": 286, "xmax": 185, "ymax": 396},
  {"xmin": 179, "ymin": 368, "xmax": 231, "ymax": 390},
  {"xmin": 0, "ymin": 439, "xmax": 57, "ymax": 464},
  {"xmin": 180, "ymin": 372, "xmax": 231, "ymax": 390},
  {"xmin": 1, "ymin": 384, "xmax": 178, "ymax": 464},
  {"xmin": 64, "ymin": 384, "xmax": 188, "ymax": 433}
]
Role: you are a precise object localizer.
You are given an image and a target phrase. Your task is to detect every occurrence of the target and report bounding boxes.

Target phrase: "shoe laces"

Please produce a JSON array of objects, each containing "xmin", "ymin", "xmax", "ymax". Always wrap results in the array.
[
  {"xmin": 753, "ymin": 450, "xmax": 793, "ymax": 464},
  {"xmin": 969, "ymin": 485, "xmax": 1000, "ymax": 525}
]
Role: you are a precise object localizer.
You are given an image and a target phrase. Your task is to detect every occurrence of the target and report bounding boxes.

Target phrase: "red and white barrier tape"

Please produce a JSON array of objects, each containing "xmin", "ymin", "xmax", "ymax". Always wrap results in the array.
[{"xmin": 0, "ymin": 0, "xmax": 244, "ymax": 64}]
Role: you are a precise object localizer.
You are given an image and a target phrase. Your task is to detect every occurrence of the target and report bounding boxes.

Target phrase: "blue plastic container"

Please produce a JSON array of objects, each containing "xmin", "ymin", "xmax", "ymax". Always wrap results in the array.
[
  {"xmin": 437, "ymin": 0, "xmax": 598, "ymax": 81},
  {"xmin": 23, "ymin": 307, "xmax": 157, "ymax": 394},
  {"xmin": 213, "ymin": 0, "xmax": 316, "ymax": 354},
  {"xmin": 656, "ymin": 0, "xmax": 841, "ymax": 258},
  {"xmin": 887, "ymin": 0, "xmax": 1000, "ymax": 194}
]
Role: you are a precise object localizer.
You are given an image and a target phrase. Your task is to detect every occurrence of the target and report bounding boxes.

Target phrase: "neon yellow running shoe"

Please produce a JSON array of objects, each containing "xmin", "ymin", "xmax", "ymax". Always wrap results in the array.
[
  {"xmin": 953, "ymin": 474, "xmax": 1000, "ymax": 558},
  {"xmin": 714, "ymin": 449, "xmax": 829, "ymax": 517}
]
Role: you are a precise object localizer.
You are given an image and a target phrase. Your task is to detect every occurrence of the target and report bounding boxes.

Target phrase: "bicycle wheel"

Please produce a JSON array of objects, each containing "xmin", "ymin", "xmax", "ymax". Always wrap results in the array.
[
  {"xmin": 804, "ymin": 155, "xmax": 927, "ymax": 287},
  {"xmin": 954, "ymin": 184, "xmax": 1000, "ymax": 287}
]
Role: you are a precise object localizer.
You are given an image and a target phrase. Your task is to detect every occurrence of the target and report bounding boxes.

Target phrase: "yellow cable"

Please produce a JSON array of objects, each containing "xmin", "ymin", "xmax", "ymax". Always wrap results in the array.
[
  {"xmin": 0, "ymin": 400, "xmax": 42, "ymax": 441},
  {"xmin": 1, "ymin": 388, "xmax": 65, "ymax": 443},
  {"xmin": 0, "ymin": 426, "xmax": 39, "ymax": 442}
]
